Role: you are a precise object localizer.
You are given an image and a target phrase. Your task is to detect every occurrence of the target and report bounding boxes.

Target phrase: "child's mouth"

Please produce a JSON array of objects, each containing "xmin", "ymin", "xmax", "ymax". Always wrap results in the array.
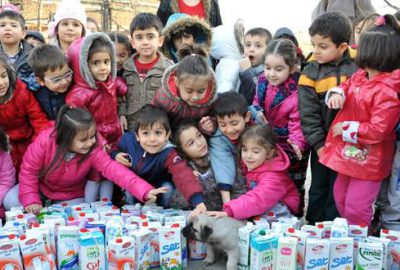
[{"xmin": 248, "ymin": 55, "xmax": 255, "ymax": 61}]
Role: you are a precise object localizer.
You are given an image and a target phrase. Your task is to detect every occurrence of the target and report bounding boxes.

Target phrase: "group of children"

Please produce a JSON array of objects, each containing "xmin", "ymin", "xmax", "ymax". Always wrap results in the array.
[{"xmin": 0, "ymin": 0, "xmax": 399, "ymax": 232}]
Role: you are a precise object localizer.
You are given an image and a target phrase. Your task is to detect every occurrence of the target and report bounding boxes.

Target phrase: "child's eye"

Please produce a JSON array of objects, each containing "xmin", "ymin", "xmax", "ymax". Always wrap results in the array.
[
  {"xmin": 155, "ymin": 130, "xmax": 163, "ymax": 136},
  {"xmin": 73, "ymin": 23, "xmax": 80, "ymax": 27},
  {"xmin": 104, "ymin": 59, "xmax": 110, "ymax": 64}
]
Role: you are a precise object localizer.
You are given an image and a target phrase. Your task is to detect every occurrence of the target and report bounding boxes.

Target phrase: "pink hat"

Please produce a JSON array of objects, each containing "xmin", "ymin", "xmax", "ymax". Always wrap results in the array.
[
  {"xmin": 48, "ymin": 0, "xmax": 87, "ymax": 37},
  {"xmin": 0, "ymin": 4, "xmax": 21, "ymax": 13}
]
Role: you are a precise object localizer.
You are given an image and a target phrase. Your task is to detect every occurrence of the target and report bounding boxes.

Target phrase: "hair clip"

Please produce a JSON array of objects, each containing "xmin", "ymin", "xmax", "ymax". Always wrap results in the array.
[{"xmin": 375, "ymin": 16, "xmax": 385, "ymax": 26}]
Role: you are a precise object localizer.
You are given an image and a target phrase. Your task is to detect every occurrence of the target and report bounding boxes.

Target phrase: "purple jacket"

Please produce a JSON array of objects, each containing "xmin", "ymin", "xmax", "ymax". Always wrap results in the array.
[{"xmin": 0, "ymin": 151, "xmax": 16, "ymax": 206}]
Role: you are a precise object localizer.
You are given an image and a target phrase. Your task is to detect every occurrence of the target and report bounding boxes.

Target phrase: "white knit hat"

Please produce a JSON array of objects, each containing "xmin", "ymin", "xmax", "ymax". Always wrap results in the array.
[{"xmin": 48, "ymin": 0, "xmax": 87, "ymax": 37}]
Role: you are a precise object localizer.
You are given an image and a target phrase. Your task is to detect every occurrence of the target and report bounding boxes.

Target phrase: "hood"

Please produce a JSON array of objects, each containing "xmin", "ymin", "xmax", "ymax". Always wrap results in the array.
[
  {"xmin": 169, "ymin": 0, "xmax": 213, "ymax": 24},
  {"xmin": 162, "ymin": 14, "xmax": 212, "ymax": 63},
  {"xmin": 243, "ymin": 144, "xmax": 290, "ymax": 174},
  {"xmin": 274, "ymin": 27, "xmax": 298, "ymax": 46},
  {"xmin": 353, "ymin": 68, "xmax": 400, "ymax": 93},
  {"xmin": 67, "ymin": 32, "xmax": 116, "ymax": 89},
  {"xmin": 210, "ymin": 21, "xmax": 244, "ymax": 60}
]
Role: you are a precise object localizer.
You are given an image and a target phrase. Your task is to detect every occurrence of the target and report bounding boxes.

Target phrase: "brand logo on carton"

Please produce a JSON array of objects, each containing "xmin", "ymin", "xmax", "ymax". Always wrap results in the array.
[
  {"xmin": 139, "ymin": 242, "xmax": 149, "ymax": 261},
  {"xmin": 351, "ymin": 229, "xmax": 362, "ymax": 235},
  {"xmin": 281, "ymin": 247, "xmax": 292, "ymax": 255},
  {"xmin": 385, "ymin": 235, "xmax": 398, "ymax": 241},
  {"xmin": 331, "ymin": 256, "xmax": 352, "ymax": 268},
  {"xmin": 0, "ymin": 244, "xmax": 12, "ymax": 250},
  {"xmin": 359, "ymin": 248, "xmax": 382, "ymax": 261},
  {"xmin": 26, "ymin": 239, "xmax": 37, "ymax": 246},
  {"xmin": 306, "ymin": 230, "xmax": 317, "ymax": 236},
  {"xmin": 311, "ymin": 245, "xmax": 325, "ymax": 253},
  {"xmin": 86, "ymin": 247, "xmax": 100, "ymax": 258},
  {"xmin": 335, "ymin": 244, "xmax": 348, "ymax": 252},
  {"xmin": 161, "ymin": 243, "xmax": 180, "ymax": 256},
  {"xmin": 122, "ymin": 242, "xmax": 131, "ymax": 249},
  {"xmin": 60, "ymin": 233, "xmax": 77, "ymax": 239},
  {"xmin": 86, "ymin": 259, "xmax": 100, "ymax": 270},
  {"xmin": 263, "ymin": 250, "xmax": 274, "ymax": 263},
  {"xmin": 307, "ymin": 258, "xmax": 328, "ymax": 269},
  {"xmin": 164, "ymin": 231, "xmax": 175, "ymax": 240}
]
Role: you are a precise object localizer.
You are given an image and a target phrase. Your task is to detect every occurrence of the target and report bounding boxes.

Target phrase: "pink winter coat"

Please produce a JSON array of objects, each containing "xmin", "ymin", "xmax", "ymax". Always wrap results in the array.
[
  {"xmin": 223, "ymin": 145, "xmax": 300, "ymax": 220},
  {"xmin": 19, "ymin": 128, "xmax": 153, "ymax": 208},
  {"xmin": 0, "ymin": 151, "xmax": 16, "ymax": 206}
]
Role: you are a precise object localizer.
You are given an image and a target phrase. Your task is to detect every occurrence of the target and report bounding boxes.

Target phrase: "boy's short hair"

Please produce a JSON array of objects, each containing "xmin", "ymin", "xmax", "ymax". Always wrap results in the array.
[
  {"xmin": 28, "ymin": 45, "xmax": 67, "ymax": 79},
  {"xmin": 212, "ymin": 91, "xmax": 248, "ymax": 118},
  {"xmin": 0, "ymin": 10, "xmax": 25, "ymax": 29},
  {"xmin": 129, "ymin": 13, "xmax": 163, "ymax": 36},
  {"xmin": 309, "ymin": 12, "xmax": 352, "ymax": 46},
  {"xmin": 132, "ymin": 104, "xmax": 170, "ymax": 134},
  {"xmin": 245, "ymin": 27, "xmax": 272, "ymax": 45}
]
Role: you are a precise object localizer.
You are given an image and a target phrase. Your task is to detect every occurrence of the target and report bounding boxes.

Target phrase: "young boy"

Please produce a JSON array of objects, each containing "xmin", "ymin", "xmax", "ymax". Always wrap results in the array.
[
  {"xmin": 28, "ymin": 45, "xmax": 72, "ymax": 120},
  {"xmin": 238, "ymin": 27, "xmax": 272, "ymax": 105},
  {"xmin": 298, "ymin": 12, "xmax": 358, "ymax": 224},
  {"xmin": 209, "ymin": 91, "xmax": 252, "ymax": 203},
  {"xmin": 0, "ymin": 10, "xmax": 40, "ymax": 91},
  {"xmin": 112, "ymin": 104, "xmax": 207, "ymax": 215},
  {"xmin": 120, "ymin": 13, "xmax": 172, "ymax": 132}
]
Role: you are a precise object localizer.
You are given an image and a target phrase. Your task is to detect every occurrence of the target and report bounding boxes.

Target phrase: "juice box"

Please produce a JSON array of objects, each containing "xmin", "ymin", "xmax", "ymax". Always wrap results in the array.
[
  {"xmin": 57, "ymin": 226, "xmax": 79, "ymax": 270},
  {"xmin": 238, "ymin": 222, "xmax": 257, "ymax": 270},
  {"xmin": 78, "ymin": 230, "xmax": 106, "ymax": 270},
  {"xmin": 107, "ymin": 237, "xmax": 135, "ymax": 270},
  {"xmin": 250, "ymin": 230, "xmax": 278, "ymax": 270},
  {"xmin": 367, "ymin": 236, "xmax": 391, "ymax": 270},
  {"xmin": 129, "ymin": 227, "xmax": 151, "ymax": 270},
  {"xmin": 159, "ymin": 224, "xmax": 182, "ymax": 270},
  {"xmin": 285, "ymin": 228, "xmax": 307, "ymax": 270},
  {"xmin": 304, "ymin": 238, "xmax": 330, "ymax": 270},
  {"xmin": 276, "ymin": 236, "xmax": 297, "ymax": 270},
  {"xmin": 19, "ymin": 230, "xmax": 55, "ymax": 270},
  {"xmin": 0, "ymin": 234, "xmax": 23, "ymax": 270},
  {"xmin": 329, "ymin": 237, "xmax": 353, "ymax": 270},
  {"xmin": 356, "ymin": 241, "xmax": 383, "ymax": 270},
  {"xmin": 380, "ymin": 229, "xmax": 400, "ymax": 270}
]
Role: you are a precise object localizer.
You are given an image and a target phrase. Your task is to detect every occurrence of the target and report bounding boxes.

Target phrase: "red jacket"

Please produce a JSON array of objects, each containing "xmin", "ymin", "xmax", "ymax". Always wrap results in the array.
[{"xmin": 320, "ymin": 69, "xmax": 400, "ymax": 181}]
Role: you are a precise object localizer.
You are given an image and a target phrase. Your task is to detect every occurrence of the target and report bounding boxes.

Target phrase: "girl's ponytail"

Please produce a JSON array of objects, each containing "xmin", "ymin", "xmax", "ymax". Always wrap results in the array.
[{"xmin": 176, "ymin": 44, "xmax": 211, "ymax": 80}]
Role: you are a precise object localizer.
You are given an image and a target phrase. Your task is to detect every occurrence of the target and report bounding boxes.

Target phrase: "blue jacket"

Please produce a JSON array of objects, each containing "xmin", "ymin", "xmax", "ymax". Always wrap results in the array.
[{"xmin": 34, "ymin": 86, "xmax": 65, "ymax": 120}]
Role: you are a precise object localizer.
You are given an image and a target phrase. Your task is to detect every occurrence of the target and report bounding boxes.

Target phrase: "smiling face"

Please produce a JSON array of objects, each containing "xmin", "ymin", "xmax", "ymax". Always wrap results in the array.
[
  {"xmin": 57, "ymin": 19, "xmax": 83, "ymax": 49},
  {"xmin": 179, "ymin": 126, "xmax": 208, "ymax": 160},
  {"xmin": 0, "ymin": 64, "xmax": 10, "ymax": 101},
  {"xmin": 217, "ymin": 112, "xmax": 251, "ymax": 141},
  {"xmin": 69, "ymin": 124, "xmax": 97, "ymax": 155},
  {"xmin": 264, "ymin": 54, "xmax": 293, "ymax": 86},
  {"xmin": 241, "ymin": 138, "xmax": 274, "ymax": 171},
  {"xmin": 88, "ymin": 50, "xmax": 111, "ymax": 82},
  {"xmin": 38, "ymin": 64, "xmax": 72, "ymax": 94},
  {"xmin": 135, "ymin": 122, "xmax": 170, "ymax": 154},
  {"xmin": 244, "ymin": 34, "xmax": 267, "ymax": 67},
  {"xmin": 175, "ymin": 75, "xmax": 210, "ymax": 106},
  {"xmin": 310, "ymin": 34, "xmax": 347, "ymax": 64}
]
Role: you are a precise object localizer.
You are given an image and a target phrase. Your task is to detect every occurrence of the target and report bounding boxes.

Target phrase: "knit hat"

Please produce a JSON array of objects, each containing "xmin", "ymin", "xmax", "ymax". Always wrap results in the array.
[
  {"xmin": 48, "ymin": 0, "xmax": 87, "ymax": 38},
  {"xmin": 0, "ymin": 3, "xmax": 20, "ymax": 13},
  {"xmin": 25, "ymin": 31, "xmax": 46, "ymax": 44}
]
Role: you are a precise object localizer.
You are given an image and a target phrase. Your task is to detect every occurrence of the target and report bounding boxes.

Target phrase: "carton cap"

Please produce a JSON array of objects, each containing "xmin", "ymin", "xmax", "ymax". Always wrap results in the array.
[
  {"xmin": 317, "ymin": 224, "xmax": 324, "ymax": 229},
  {"xmin": 17, "ymin": 214, "xmax": 24, "ymax": 219},
  {"xmin": 171, "ymin": 223, "xmax": 180, "ymax": 228},
  {"xmin": 76, "ymin": 207, "xmax": 82, "ymax": 211},
  {"xmin": 259, "ymin": 230, "xmax": 266, "ymax": 236},
  {"xmin": 8, "ymin": 234, "xmax": 15, "ymax": 240},
  {"xmin": 61, "ymin": 202, "xmax": 68, "ymax": 207},
  {"xmin": 116, "ymin": 238, "xmax": 123, "ymax": 243},
  {"xmin": 20, "ymin": 234, "xmax": 26, "ymax": 240},
  {"xmin": 33, "ymin": 223, "xmax": 40, "ymax": 228},
  {"xmin": 68, "ymin": 217, "xmax": 75, "ymax": 221},
  {"xmin": 102, "ymin": 198, "xmax": 108, "ymax": 202},
  {"xmin": 267, "ymin": 212, "xmax": 274, "ymax": 216},
  {"xmin": 142, "ymin": 222, "xmax": 148, "ymax": 227},
  {"xmin": 288, "ymin": 228, "xmax": 295, "ymax": 233},
  {"xmin": 79, "ymin": 212, "xmax": 85, "ymax": 217},
  {"xmin": 140, "ymin": 215, "xmax": 147, "ymax": 219},
  {"xmin": 80, "ymin": 228, "xmax": 88, "ymax": 233},
  {"xmin": 360, "ymin": 222, "xmax": 367, "ymax": 228},
  {"xmin": 382, "ymin": 229, "xmax": 389, "ymax": 234},
  {"xmin": 122, "ymin": 210, "xmax": 129, "ymax": 213},
  {"xmin": 254, "ymin": 216, "xmax": 260, "ymax": 221}
]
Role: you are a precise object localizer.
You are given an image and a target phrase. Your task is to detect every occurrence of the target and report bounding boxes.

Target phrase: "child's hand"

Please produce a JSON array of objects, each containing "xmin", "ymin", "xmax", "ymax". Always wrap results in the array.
[
  {"xmin": 332, "ymin": 122, "xmax": 344, "ymax": 137},
  {"xmin": 239, "ymin": 56, "xmax": 252, "ymax": 70},
  {"xmin": 287, "ymin": 139, "xmax": 303, "ymax": 160},
  {"xmin": 119, "ymin": 115, "xmax": 128, "ymax": 132},
  {"xmin": 115, "ymin": 153, "xmax": 132, "ymax": 167},
  {"xmin": 327, "ymin": 93, "xmax": 344, "ymax": 109},
  {"xmin": 25, "ymin": 203, "xmax": 43, "ymax": 216},
  {"xmin": 190, "ymin": 203, "xmax": 207, "ymax": 218},
  {"xmin": 205, "ymin": 211, "xmax": 228, "ymax": 218},
  {"xmin": 199, "ymin": 116, "xmax": 215, "ymax": 135},
  {"xmin": 256, "ymin": 112, "xmax": 268, "ymax": 124},
  {"xmin": 145, "ymin": 186, "xmax": 169, "ymax": 203}
]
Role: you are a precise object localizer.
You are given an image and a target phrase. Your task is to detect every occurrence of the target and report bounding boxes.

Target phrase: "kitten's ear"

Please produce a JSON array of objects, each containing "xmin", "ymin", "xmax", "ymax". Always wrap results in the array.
[{"xmin": 200, "ymin": 225, "xmax": 213, "ymax": 241}]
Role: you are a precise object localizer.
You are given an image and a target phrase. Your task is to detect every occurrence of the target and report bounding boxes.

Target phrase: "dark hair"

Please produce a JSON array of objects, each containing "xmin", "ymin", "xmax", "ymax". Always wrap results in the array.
[
  {"xmin": 87, "ymin": 17, "xmax": 100, "ymax": 32},
  {"xmin": 0, "ymin": 10, "xmax": 25, "ymax": 29},
  {"xmin": 0, "ymin": 126, "xmax": 9, "ymax": 152},
  {"xmin": 88, "ymin": 37, "xmax": 113, "ymax": 61},
  {"xmin": 309, "ymin": 12, "xmax": 352, "ymax": 46},
  {"xmin": 239, "ymin": 124, "xmax": 276, "ymax": 154},
  {"xmin": 245, "ymin": 27, "xmax": 272, "ymax": 45},
  {"xmin": 129, "ymin": 13, "xmax": 163, "ymax": 36},
  {"xmin": 212, "ymin": 91, "xmax": 248, "ymax": 118},
  {"xmin": 172, "ymin": 120, "xmax": 200, "ymax": 156},
  {"xmin": 132, "ymin": 104, "xmax": 170, "ymax": 134},
  {"xmin": 28, "ymin": 45, "xmax": 67, "ymax": 79},
  {"xmin": 356, "ymin": 14, "xmax": 400, "ymax": 72},
  {"xmin": 352, "ymin": 13, "xmax": 379, "ymax": 43},
  {"xmin": 176, "ymin": 44, "xmax": 211, "ymax": 81},
  {"xmin": 265, "ymin": 39, "xmax": 297, "ymax": 68},
  {"xmin": 0, "ymin": 55, "xmax": 17, "ymax": 103},
  {"xmin": 107, "ymin": 32, "xmax": 131, "ymax": 52},
  {"xmin": 42, "ymin": 106, "xmax": 96, "ymax": 177}
]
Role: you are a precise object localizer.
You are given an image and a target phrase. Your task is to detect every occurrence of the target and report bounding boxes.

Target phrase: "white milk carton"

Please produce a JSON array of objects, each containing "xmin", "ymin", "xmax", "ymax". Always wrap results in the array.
[
  {"xmin": 106, "ymin": 216, "xmax": 124, "ymax": 245},
  {"xmin": 367, "ymin": 236, "xmax": 391, "ymax": 270},
  {"xmin": 301, "ymin": 224, "xmax": 324, "ymax": 239},
  {"xmin": 316, "ymin": 221, "xmax": 333, "ymax": 239},
  {"xmin": 0, "ymin": 234, "xmax": 23, "ymax": 270},
  {"xmin": 276, "ymin": 236, "xmax": 297, "ymax": 270},
  {"xmin": 164, "ymin": 220, "xmax": 187, "ymax": 267},
  {"xmin": 331, "ymin": 218, "xmax": 349, "ymax": 238},
  {"xmin": 329, "ymin": 237, "xmax": 353, "ymax": 270},
  {"xmin": 57, "ymin": 226, "xmax": 79, "ymax": 270},
  {"xmin": 107, "ymin": 237, "xmax": 135, "ymax": 270},
  {"xmin": 253, "ymin": 216, "xmax": 270, "ymax": 229},
  {"xmin": 159, "ymin": 224, "xmax": 182, "ymax": 270},
  {"xmin": 129, "ymin": 226, "xmax": 151, "ymax": 270},
  {"xmin": 356, "ymin": 241, "xmax": 383, "ymax": 270},
  {"xmin": 238, "ymin": 222, "xmax": 257, "ymax": 270},
  {"xmin": 250, "ymin": 230, "xmax": 278, "ymax": 270},
  {"xmin": 144, "ymin": 221, "xmax": 161, "ymax": 268},
  {"xmin": 348, "ymin": 224, "xmax": 368, "ymax": 264},
  {"xmin": 380, "ymin": 229, "xmax": 400, "ymax": 270},
  {"xmin": 188, "ymin": 239, "xmax": 207, "ymax": 260},
  {"xmin": 285, "ymin": 228, "xmax": 308, "ymax": 270},
  {"xmin": 31, "ymin": 224, "xmax": 56, "ymax": 268},
  {"xmin": 78, "ymin": 230, "xmax": 106, "ymax": 270},
  {"xmin": 304, "ymin": 238, "xmax": 330, "ymax": 270},
  {"xmin": 19, "ymin": 230, "xmax": 55, "ymax": 270}
]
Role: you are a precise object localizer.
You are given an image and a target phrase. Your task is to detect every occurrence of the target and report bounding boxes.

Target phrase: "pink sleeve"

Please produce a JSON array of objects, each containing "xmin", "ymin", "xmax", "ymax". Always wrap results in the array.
[
  {"xmin": 0, "ymin": 152, "xmax": 16, "ymax": 206},
  {"xmin": 115, "ymin": 77, "xmax": 128, "ymax": 96},
  {"xmin": 287, "ymin": 93, "xmax": 308, "ymax": 151}
]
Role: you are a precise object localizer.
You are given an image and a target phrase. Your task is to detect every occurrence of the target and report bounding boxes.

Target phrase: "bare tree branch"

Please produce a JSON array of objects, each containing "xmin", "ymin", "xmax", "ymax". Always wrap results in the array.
[{"xmin": 384, "ymin": 0, "xmax": 400, "ymax": 10}]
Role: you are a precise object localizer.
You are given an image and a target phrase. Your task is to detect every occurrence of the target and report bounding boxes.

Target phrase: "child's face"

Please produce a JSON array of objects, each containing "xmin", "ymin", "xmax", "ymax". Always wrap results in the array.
[
  {"xmin": 25, "ymin": 36, "xmax": 43, "ymax": 47},
  {"xmin": 115, "ymin": 43, "xmax": 130, "ymax": 71},
  {"xmin": 57, "ymin": 19, "xmax": 83, "ymax": 46},
  {"xmin": 88, "ymin": 51, "xmax": 111, "ymax": 82},
  {"xmin": 69, "ymin": 124, "xmax": 97, "ymax": 155},
  {"xmin": 264, "ymin": 53, "xmax": 293, "ymax": 86},
  {"xmin": 244, "ymin": 34, "xmax": 267, "ymax": 67},
  {"xmin": 130, "ymin": 27, "xmax": 163, "ymax": 61},
  {"xmin": 0, "ymin": 64, "xmax": 9, "ymax": 99},
  {"xmin": 179, "ymin": 126, "xmax": 208, "ymax": 160},
  {"xmin": 241, "ymin": 139, "xmax": 274, "ymax": 171},
  {"xmin": 172, "ymin": 32, "xmax": 194, "ymax": 52},
  {"xmin": 217, "ymin": 112, "xmax": 251, "ymax": 141},
  {"xmin": 0, "ymin": 17, "xmax": 26, "ymax": 46},
  {"xmin": 38, "ymin": 64, "xmax": 72, "ymax": 94},
  {"xmin": 310, "ymin": 34, "xmax": 348, "ymax": 64},
  {"xmin": 135, "ymin": 122, "xmax": 170, "ymax": 154},
  {"xmin": 175, "ymin": 75, "xmax": 209, "ymax": 106}
]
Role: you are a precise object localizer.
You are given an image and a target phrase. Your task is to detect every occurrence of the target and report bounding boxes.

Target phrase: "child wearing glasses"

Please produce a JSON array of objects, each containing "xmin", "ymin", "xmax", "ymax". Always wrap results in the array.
[{"xmin": 28, "ymin": 45, "xmax": 72, "ymax": 120}]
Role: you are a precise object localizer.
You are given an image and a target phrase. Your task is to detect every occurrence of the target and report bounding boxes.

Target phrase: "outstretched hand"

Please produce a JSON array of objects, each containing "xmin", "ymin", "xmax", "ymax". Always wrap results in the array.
[
  {"xmin": 190, "ymin": 203, "xmax": 207, "ymax": 218},
  {"xmin": 145, "ymin": 187, "xmax": 169, "ymax": 203},
  {"xmin": 205, "ymin": 211, "xmax": 228, "ymax": 218}
]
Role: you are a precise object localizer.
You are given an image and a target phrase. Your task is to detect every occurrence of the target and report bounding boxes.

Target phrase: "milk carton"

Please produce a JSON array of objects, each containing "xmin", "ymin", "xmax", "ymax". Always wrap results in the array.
[
  {"xmin": 106, "ymin": 216, "xmax": 124, "ymax": 245},
  {"xmin": 238, "ymin": 222, "xmax": 257, "ymax": 270},
  {"xmin": 356, "ymin": 241, "xmax": 383, "ymax": 270},
  {"xmin": 331, "ymin": 218, "xmax": 349, "ymax": 238},
  {"xmin": 301, "ymin": 224, "xmax": 324, "ymax": 239},
  {"xmin": 19, "ymin": 230, "xmax": 55, "ymax": 270},
  {"xmin": 329, "ymin": 237, "xmax": 353, "ymax": 270},
  {"xmin": 316, "ymin": 221, "xmax": 333, "ymax": 239},
  {"xmin": 380, "ymin": 229, "xmax": 400, "ymax": 270},
  {"xmin": 78, "ymin": 230, "xmax": 106, "ymax": 270},
  {"xmin": 0, "ymin": 235, "xmax": 23, "ymax": 270},
  {"xmin": 276, "ymin": 236, "xmax": 297, "ymax": 270},
  {"xmin": 57, "ymin": 226, "xmax": 79, "ymax": 270},
  {"xmin": 367, "ymin": 236, "xmax": 391, "ymax": 270},
  {"xmin": 304, "ymin": 238, "xmax": 329, "ymax": 270},
  {"xmin": 188, "ymin": 239, "xmax": 207, "ymax": 260},
  {"xmin": 164, "ymin": 220, "xmax": 187, "ymax": 267},
  {"xmin": 107, "ymin": 237, "xmax": 135, "ymax": 270},
  {"xmin": 145, "ymin": 221, "xmax": 161, "ymax": 268},
  {"xmin": 129, "ymin": 226, "xmax": 151, "ymax": 270},
  {"xmin": 250, "ymin": 230, "xmax": 278, "ymax": 270},
  {"xmin": 159, "ymin": 224, "xmax": 182, "ymax": 270},
  {"xmin": 285, "ymin": 228, "xmax": 307, "ymax": 270},
  {"xmin": 348, "ymin": 224, "xmax": 368, "ymax": 264},
  {"xmin": 31, "ymin": 224, "xmax": 56, "ymax": 269},
  {"xmin": 253, "ymin": 216, "xmax": 270, "ymax": 229}
]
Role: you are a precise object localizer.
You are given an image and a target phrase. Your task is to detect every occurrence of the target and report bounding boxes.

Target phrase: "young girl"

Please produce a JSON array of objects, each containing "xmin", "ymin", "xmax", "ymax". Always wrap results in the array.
[
  {"xmin": 152, "ymin": 45, "xmax": 216, "ymax": 133},
  {"xmin": 0, "ymin": 126, "xmax": 15, "ymax": 219},
  {"xmin": 107, "ymin": 32, "xmax": 132, "ymax": 77},
  {"xmin": 0, "ymin": 56, "xmax": 49, "ymax": 173},
  {"xmin": 351, "ymin": 13, "xmax": 379, "ymax": 46},
  {"xmin": 3, "ymin": 106, "xmax": 166, "ymax": 215},
  {"xmin": 207, "ymin": 124, "xmax": 300, "ymax": 219},
  {"xmin": 320, "ymin": 14, "xmax": 400, "ymax": 225},
  {"xmin": 66, "ymin": 32, "xmax": 128, "ymax": 202},
  {"xmin": 252, "ymin": 39, "xmax": 308, "ymax": 211}
]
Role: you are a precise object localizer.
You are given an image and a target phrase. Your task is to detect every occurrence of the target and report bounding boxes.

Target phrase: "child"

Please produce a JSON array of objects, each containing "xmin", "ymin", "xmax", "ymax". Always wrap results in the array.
[
  {"xmin": 0, "ymin": 126, "xmax": 15, "ymax": 219},
  {"xmin": 152, "ymin": 45, "xmax": 216, "ymax": 128},
  {"xmin": 207, "ymin": 124, "xmax": 300, "ymax": 220},
  {"xmin": 119, "ymin": 13, "xmax": 172, "ymax": 132},
  {"xmin": 48, "ymin": 0, "xmax": 86, "ymax": 52},
  {"xmin": 273, "ymin": 27, "xmax": 305, "ymax": 72},
  {"xmin": 252, "ymin": 39, "xmax": 308, "ymax": 212},
  {"xmin": 25, "ymin": 31, "xmax": 46, "ymax": 47},
  {"xmin": 162, "ymin": 13, "xmax": 212, "ymax": 63},
  {"xmin": 28, "ymin": 45, "xmax": 71, "ymax": 120},
  {"xmin": 107, "ymin": 32, "xmax": 131, "ymax": 77},
  {"xmin": 320, "ymin": 14, "xmax": 400, "ymax": 226},
  {"xmin": 0, "ymin": 10, "xmax": 39, "ymax": 90},
  {"xmin": 0, "ymin": 55, "xmax": 49, "ymax": 173},
  {"xmin": 298, "ymin": 12, "xmax": 358, "ymax": 224},
  {"xmin": 352, "ymin": 13, "xmax": 379, "ymax": 46},
  {"xmin": 3, "ymin": 106, "xmax": 167, "ymax": 215},
  {"xmin": 66, "ymin": 32, "xmax": 127, "ymax": 201},
  {"xmin": 112, "ymin": 105, "xmax": 207, "ymax": 215},
  {"xmin": 209, "ymin": 91, "xmax": 251, "ymax": 203}
]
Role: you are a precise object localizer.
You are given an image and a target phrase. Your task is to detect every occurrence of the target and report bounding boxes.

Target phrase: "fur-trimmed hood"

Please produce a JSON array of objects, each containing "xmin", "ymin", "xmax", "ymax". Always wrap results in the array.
[
  {"xmin": 67, "ymin": 32, "xmax": 116, "ymax": 89},
  {"xmin": 162, "ymin": 14, "xmax": 212, "ymax": 63},
  {"xmin": 169, "ymin": 0, "xmax": 213, "ymax": 24}
]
